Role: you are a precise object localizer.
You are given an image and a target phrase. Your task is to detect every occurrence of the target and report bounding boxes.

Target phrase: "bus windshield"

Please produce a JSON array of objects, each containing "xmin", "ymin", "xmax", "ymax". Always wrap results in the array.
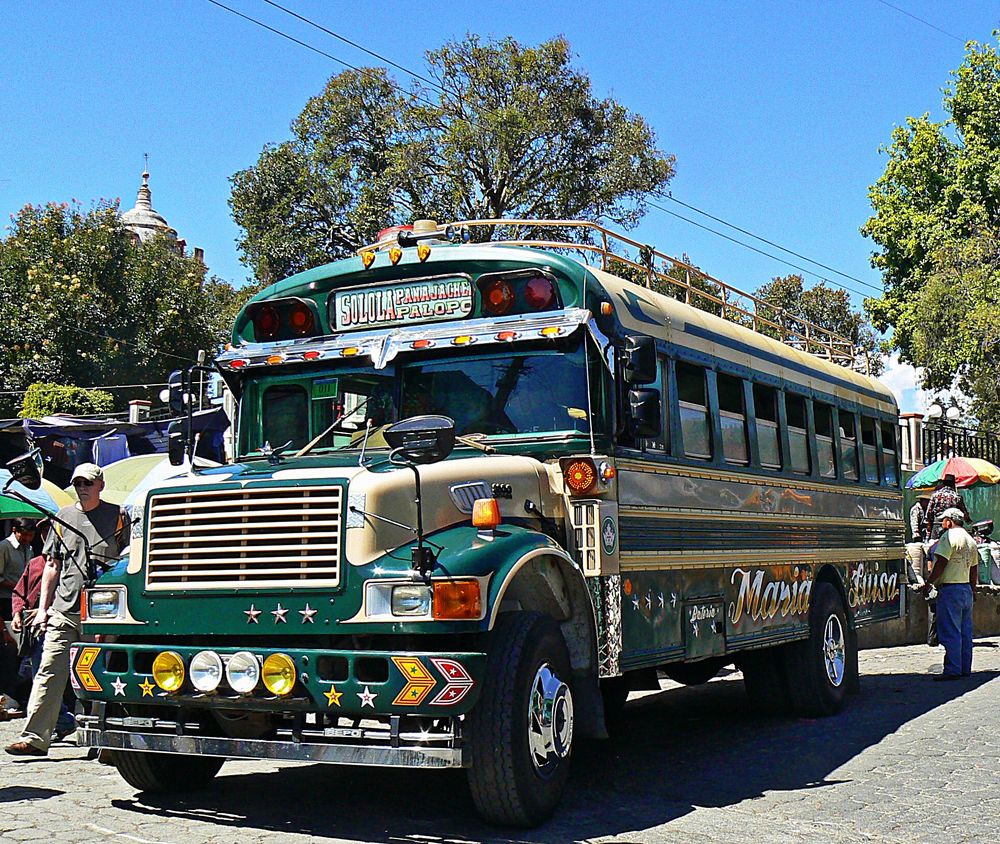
[{"xmin": 246, "ymin": 338, "xmax": 600, "ymax": 455}]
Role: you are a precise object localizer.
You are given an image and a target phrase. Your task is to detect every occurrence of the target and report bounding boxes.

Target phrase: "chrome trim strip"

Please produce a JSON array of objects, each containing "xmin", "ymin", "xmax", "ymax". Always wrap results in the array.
[{"xmin": 76, "ymin": 728, "xmax": 467, "ymax": 769}]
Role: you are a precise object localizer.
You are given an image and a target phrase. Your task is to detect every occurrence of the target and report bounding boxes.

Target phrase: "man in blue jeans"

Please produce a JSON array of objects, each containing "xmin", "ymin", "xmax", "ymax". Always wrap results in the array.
[{"xmin": 922, "ymin": 507, "xmax": 978, "ymax": 680}]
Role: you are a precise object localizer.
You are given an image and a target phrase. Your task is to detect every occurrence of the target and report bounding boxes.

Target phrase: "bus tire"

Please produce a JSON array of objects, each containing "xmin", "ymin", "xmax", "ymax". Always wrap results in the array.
[
  {"xmin": 110, "ymin": 749, "xmax": 224, "ymax": 793},
  {"xmin": 739, "ymin": 646, "xmax": 792, "ymax": 714},
  {"xmin": 662, "ymin": 657, "xmax": 725, "ymax": 686},
  {"xmin": 466, "ymin": 612, "xmax": 574, "ymax": 827},
  {"xmin": 785, "ymin": 582, "xmax": 851, "ymax": 716}
]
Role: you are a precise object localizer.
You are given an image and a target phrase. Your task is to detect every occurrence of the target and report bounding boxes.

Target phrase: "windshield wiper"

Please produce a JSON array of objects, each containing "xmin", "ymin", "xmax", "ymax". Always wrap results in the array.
[
  {"xmin": 455, "ymin": 433, "xmax": 496, "ymax": 453},
  {"xmin": 295, "ymin": 397, "xmax": 371, "ymax": 458}
]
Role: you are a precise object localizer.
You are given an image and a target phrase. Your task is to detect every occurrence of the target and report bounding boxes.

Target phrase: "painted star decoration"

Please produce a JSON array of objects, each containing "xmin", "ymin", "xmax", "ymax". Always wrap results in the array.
[
  {"xmin": 631, "ymin": 594, "xmax": 640, "ymax": 611},
  {"xmin": 138, "ymin": 678, "xmax": 155, "ymax": 697},
  {"xmin": 357, "ymin": 686, "xmax": 377, "ymax": 708},
  {"xmin": 299, "ymin": 604, "xmax": 317, "ymax": 623},
  {"xmin": 658, "ymin": 592, "xmax": 665, "ymax": 609},
  {"xmin": 323, "ymin": 686, "xmax": 343, "ymax": 707},
  {"xmin": 645, "ymin": 590, "xmax": 652, "ymax": 609},
  {"xmin": 272, "ymin": 603, "xmax": 288, "ymax": 623},
  {"xmin": 244, "ymin": 604, "xmax": 261, "ymax": 624},
  {"xmin": 111, "ymin": 677, "xmax": 127, "ymax": 697}
]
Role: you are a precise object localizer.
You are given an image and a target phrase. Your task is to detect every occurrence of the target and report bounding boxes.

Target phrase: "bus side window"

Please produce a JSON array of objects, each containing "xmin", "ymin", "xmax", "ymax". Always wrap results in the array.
[
  {"xmin": 677, "ymin": 361, "xmax": 711, "ymax": 460},
  {"xmin": 814, "ymin": 402, "xmax": 836, "ymax": 478},
  {"xmin": 753, "ymin": 384, "xmax": 781, "ymax": 469},
  {"xmin": 717, "ymin": 373, "xmax": 748, "ymax": 465},
  {"xmin": 262, "ymin": 384, "xmax": 309, "ymax": 450},
  {"xmin": 785, "ymin": 393, "xmax": 810, "ymax": 474},
  {"xmin": 861, "ymin": 416, "xmax": 879, "ymax": 483},
  {"xmin": 881, "ymin": 420, "xmax": 899, "ymax": 486},
  {"xmin": 839, "ymin": 411, "xmax": 859, "ymax": 480}
]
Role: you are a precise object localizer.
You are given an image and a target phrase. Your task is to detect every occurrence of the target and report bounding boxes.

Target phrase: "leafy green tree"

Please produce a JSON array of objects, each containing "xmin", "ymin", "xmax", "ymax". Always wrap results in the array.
[
  {"xmin": 20, "ymin": 383, "xmax": 114, "ymax": 418},
  {"xmin": 0, "ymin": 201, "xmax": 249, "ymax": 416},
  {"xmin": 754, "ymin": 275, "xmax": 883, "ymax": 375},
  {"xmin": 862, "ymin": 36, "xmax": 1000, "ymax": 416},
  {"xmin": 230, "ymin": 35, "xmax": 675, "ymax": 284}
]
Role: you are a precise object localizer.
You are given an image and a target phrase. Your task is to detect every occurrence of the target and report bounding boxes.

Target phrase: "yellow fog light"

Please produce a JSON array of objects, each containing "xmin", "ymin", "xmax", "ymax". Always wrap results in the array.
[
  {"xmin": 262, "ymin": 653, "xmax": 297, "ymax": 696},
  {"xmin": 152, "ymin": 651, "xmax": 185, "ymax": 692}
]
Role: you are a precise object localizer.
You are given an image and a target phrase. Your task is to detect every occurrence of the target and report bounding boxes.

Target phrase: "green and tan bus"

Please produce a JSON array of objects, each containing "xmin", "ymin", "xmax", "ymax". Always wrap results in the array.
[{"xmin": 71, "ymin": 219, "xmax": 904, "ymax": 826}]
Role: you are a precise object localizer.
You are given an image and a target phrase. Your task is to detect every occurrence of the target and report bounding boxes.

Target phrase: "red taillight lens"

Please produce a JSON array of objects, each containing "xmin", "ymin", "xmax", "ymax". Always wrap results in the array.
[
  {"xmin": 288, "ymin": 304, "xmax": 315, "ymax": 336},
  {"xmin": 524, "ymin": 276, "xmax": 556, "ymax": 310},
  {"xmin": 482, "ymin": 279, "xmax": 514, "ymax": 315},
  {"xmin": 253, "ymin": 305, "xmax": 280, "ymax": 340}
]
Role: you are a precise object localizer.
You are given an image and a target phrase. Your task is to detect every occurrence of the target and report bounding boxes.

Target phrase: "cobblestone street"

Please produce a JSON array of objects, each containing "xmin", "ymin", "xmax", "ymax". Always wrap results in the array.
[{"xmin": 2, "ymin": 638, "xmax": 998, "ymax": 844}]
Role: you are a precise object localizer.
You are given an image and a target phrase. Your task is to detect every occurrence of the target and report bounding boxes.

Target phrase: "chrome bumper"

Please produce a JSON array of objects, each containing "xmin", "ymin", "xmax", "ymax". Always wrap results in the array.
[{"xmin": 76, "ymin": 726, "xmax": 467, "ymax": 769}]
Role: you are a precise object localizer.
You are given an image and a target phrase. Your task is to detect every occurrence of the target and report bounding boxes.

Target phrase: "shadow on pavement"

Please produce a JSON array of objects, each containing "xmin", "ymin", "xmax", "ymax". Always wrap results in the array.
[
  {"xmin": 0, "ymin": 786, "xmax": 65, "ymax": 803},
  {"xmin": 109, "ymin": 670, "xmax": 997, "ymax": 843}
]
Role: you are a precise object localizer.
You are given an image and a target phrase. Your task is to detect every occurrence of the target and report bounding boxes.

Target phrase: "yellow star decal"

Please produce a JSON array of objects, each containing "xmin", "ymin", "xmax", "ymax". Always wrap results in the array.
[
  {"xmin": 138, "ymin": 678, "xmax": 155, "ymax": 697},
  {"xmin": 323, "ymin": 686, "xmax": 343, "ymax": 707}
]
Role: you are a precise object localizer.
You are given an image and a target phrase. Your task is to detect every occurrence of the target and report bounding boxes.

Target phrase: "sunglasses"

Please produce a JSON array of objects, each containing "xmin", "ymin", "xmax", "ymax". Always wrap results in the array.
[{"xmin": 72, "ymin": 479, "xmax": 95, "ymax": 487}]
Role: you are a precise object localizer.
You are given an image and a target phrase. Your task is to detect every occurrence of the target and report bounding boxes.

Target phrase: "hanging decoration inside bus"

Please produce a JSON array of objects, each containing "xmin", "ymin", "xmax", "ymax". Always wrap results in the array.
[{"xmin": 332, "ymin": 277, "xmax": 474, "ymax": 330}]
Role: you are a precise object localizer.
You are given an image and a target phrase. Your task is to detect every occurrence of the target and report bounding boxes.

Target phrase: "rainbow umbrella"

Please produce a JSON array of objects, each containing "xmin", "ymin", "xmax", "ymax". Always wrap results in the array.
[
  {"xmin": 0, "ymin": 469, "xmax": 60, "ymax": 518},
  {"xmin": 906, "ymin": 456, "xmax": 1000, "ymax": 489}
]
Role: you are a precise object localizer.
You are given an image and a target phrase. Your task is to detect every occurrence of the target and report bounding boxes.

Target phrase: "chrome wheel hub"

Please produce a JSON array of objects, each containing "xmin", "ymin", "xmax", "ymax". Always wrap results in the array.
[
  {"xmin": 823, "ymin": 614, "xmax": 846, "ymax": 687},
  {"xmin": 527, "ymin": 663, "xmax": 573, "ymax": 777}
]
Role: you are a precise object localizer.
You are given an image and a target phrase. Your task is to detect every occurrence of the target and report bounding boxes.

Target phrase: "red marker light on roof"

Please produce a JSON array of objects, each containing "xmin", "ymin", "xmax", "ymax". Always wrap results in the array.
[
  {"xmin": 228, "ymin": 359, "xmax": 249, "ymax": 369},
  {"xmin": 412, "ymin": 339, "xmax": 433, "ymax": 349},
  {"xmin": 524, "ymin": 276, "xmax": 556, "ymax": 310},
  {"xmin": 288, "ymin": 304, "xmax": 315, "ymax": 336},
  {"xmin": 253, "ymin": 305, "xmax": 280, "ymax": 340},
  {"xmin": 496, "ymin": 331, "xmax": 518, "ymax": 342},
  {"xmin": 303, "ymin": 350, "xmax": 322, "ymax": 361},
  {"xmin": 482, "ymin": 279, "xmax": 514, "ymax": 316}
]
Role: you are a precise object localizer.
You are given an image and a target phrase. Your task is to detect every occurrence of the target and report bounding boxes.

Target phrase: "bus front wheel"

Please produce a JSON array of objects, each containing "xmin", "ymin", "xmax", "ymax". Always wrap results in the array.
[
  {"xmin": 785, "ymin": 582, "xmax": 852, "ymax": 716},
  {"xmin": 466, "ymin": 612, "xmax": 574, "ymax": 827},
  {"xmin": 110, "ymin": 749, "xmax": 224, "ymax": 793}
]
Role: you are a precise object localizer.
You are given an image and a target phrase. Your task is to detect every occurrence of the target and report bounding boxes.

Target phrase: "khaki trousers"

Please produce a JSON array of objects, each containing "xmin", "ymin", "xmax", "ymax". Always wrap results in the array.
[{"xmin": 20, "ymin": 610, "xmax": 80, "ymax": 751}]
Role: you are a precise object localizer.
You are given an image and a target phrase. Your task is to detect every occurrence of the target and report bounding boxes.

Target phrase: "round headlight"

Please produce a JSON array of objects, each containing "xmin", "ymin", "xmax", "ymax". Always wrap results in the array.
[
  {"xmin": 189, "ymin": 650, "xmax": 224, "ymax": 692},
  {"xmin": 225, "ymin": 651, "xmax": 260, "ymax": 694},
  {"xmin": 151, "ymin": 651, "xmax": 185, "ymax": 692},
  {"xmin": 262, "ymin": 653, "xmax": 297, "ymax": 696}
]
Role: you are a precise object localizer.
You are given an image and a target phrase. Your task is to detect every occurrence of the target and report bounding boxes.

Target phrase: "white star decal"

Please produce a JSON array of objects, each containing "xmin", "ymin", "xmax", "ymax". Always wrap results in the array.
[
  {"xmin": 645, "ymin": 590, "xmax": 652, "ymax": 609},
  {"xmin": 691, "ymin": 620, "xmax": 700, "ymax": 637},
  {"xmin": 357, "ymin": 686, "xmax": 377, "ymax": 708},
  {"xmin": 299, "ymin": 603, "xmax": 317, "ymax": 623},
  {"xmin": 671, "ymin": 592, "xmax": 678, "ymax": 608},
  {"xmin": 244, "ymin": 604, "xmax": 261, "ymax": 624},
  {"xmin": 658, "ymin": 592, "xmax": 665, "ymax": 608},
  {"xmin": 631, "ymin": 594, "xmax": 640, "ymax": 610},
  {"xmin": 111, "ymin": 677, "xmax": 127, "ymax": 696},
  {"xmin": 272, "ymin": 603, "xmax": 288, "ymax": 623}
]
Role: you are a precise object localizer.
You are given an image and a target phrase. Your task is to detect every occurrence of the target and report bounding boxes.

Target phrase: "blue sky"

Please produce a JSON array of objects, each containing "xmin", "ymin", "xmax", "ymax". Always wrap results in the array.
[{"xmin": 3, "ymin": 1, "xmax": 997, "ymax": 410}]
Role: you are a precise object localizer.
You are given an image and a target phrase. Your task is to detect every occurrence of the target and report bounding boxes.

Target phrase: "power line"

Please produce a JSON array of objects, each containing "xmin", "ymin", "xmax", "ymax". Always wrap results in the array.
[
  {"xmin": 660, "ymin": 194, "xmax": 883, "ymax": 294},
  {"xmin": 203, "ymin": 0, "xmax": 438, "ymax": 109},
  {"xmin": 648, "ymin": 200, "xmax": 874, "ymax": 298},
  {"xmin": 260, "ymin": 0, "xmax": 446, "ymax": 94},
  {"xmin": 875, "ymin": 0, "xmax": 965, "ymax": 44},
  {"xmin": 66, "ymin": 324, "xmax": 199, "ymax": 364},
  {"xmin": 0, "ymin": 382, "xmax": 169, "ymax": 397}
]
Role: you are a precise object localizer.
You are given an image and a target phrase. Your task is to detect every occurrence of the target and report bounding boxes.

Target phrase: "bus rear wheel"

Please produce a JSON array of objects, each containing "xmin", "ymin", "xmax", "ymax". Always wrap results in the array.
[
  {"xmin": 785, "ymin": 582, "xmax": 852, "ymax": 716},
  {"xmin": 110, "ymin": 749, "xmax": 224, "ymax": 793},
  {"xmin": 466, "ymin": 612, "xmax": 574, "ymax": 827}
]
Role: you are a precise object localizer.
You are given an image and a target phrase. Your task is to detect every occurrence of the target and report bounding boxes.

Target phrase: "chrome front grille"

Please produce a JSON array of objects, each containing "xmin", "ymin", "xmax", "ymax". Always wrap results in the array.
[{"xmin": 145, "ymin": 485, "xmax": 343, "ymax": 590}]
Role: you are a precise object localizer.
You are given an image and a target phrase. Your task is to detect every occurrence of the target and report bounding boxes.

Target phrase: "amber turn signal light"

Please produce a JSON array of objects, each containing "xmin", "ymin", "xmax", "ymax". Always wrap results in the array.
[
  {"xmin": 472, "ymin": 498, "xmax": 501, "ymax": 529},
  {"xmin": 433, "ymin": 580, "xmax": 482, "ymax": 619},
  {"xmin": 563, "ymin": 458, "xmax": 597, "ymax": 494}
]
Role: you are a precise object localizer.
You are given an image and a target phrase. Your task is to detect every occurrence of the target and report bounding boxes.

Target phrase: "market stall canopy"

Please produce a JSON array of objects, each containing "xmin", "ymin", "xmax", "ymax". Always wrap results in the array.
[
  {"xmin": 122, "ymin": 456, "xmax": 221, "ymax": 513},
  {"xmin": 906, "ymin": 456, "xmax": 1000, "ymax": 489},
  {"xmin": 0, "ymin": 469, "xmax": 60, "ymax": 518}
]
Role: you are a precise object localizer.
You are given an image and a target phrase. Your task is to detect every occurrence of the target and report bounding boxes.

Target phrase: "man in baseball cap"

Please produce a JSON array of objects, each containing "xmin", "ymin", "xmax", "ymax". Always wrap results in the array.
[
  {"xmin": 922, "ymin": 507, "xmax": 978, "ymax": 680},
  {"xmin": 6, "ymin": 463, "xmax": 126, "ymax": 756}
]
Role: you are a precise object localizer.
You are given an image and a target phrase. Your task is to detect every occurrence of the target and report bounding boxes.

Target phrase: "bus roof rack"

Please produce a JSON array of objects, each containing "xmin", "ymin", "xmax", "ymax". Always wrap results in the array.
[{"xmin": 357, "ymin": 218, "xmax": 871, "ymax": 375}]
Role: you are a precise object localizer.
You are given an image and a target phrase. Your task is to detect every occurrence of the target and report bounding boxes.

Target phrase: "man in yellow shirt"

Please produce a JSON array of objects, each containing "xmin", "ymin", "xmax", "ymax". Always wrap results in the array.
[{"xmin": 922, "ymin": 507, "xmax": 978, "ymax": 680}]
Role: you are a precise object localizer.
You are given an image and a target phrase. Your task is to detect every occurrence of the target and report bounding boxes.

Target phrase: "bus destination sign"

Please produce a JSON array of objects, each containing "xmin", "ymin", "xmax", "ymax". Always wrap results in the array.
[{"xmin": 333, "ymin": 277, "xmax": 474, "ymax": 330}]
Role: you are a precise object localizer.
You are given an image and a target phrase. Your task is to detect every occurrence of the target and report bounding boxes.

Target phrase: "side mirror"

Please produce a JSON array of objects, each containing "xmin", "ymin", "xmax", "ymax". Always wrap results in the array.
[
  {"xmin": 384, "ymin": 415, "xmax": 455, "ymax": 465},
  {"xmin": 167, "ymin": 370, "xmax": 186, "ymax": 414},
  {"xmin": 623, "ymin": 336, "xmax": 657, "ymax": 385},
  {"xmin": 628, "ymin": 389, "xmax": 661, "ymax": 439},
  {"xmin": 4, "ymin": 450, "xmax": 43, "ymax": 491},
  {"xmin": 167, "ymin": 421, "xmax": 187, "ymax": 467}
]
